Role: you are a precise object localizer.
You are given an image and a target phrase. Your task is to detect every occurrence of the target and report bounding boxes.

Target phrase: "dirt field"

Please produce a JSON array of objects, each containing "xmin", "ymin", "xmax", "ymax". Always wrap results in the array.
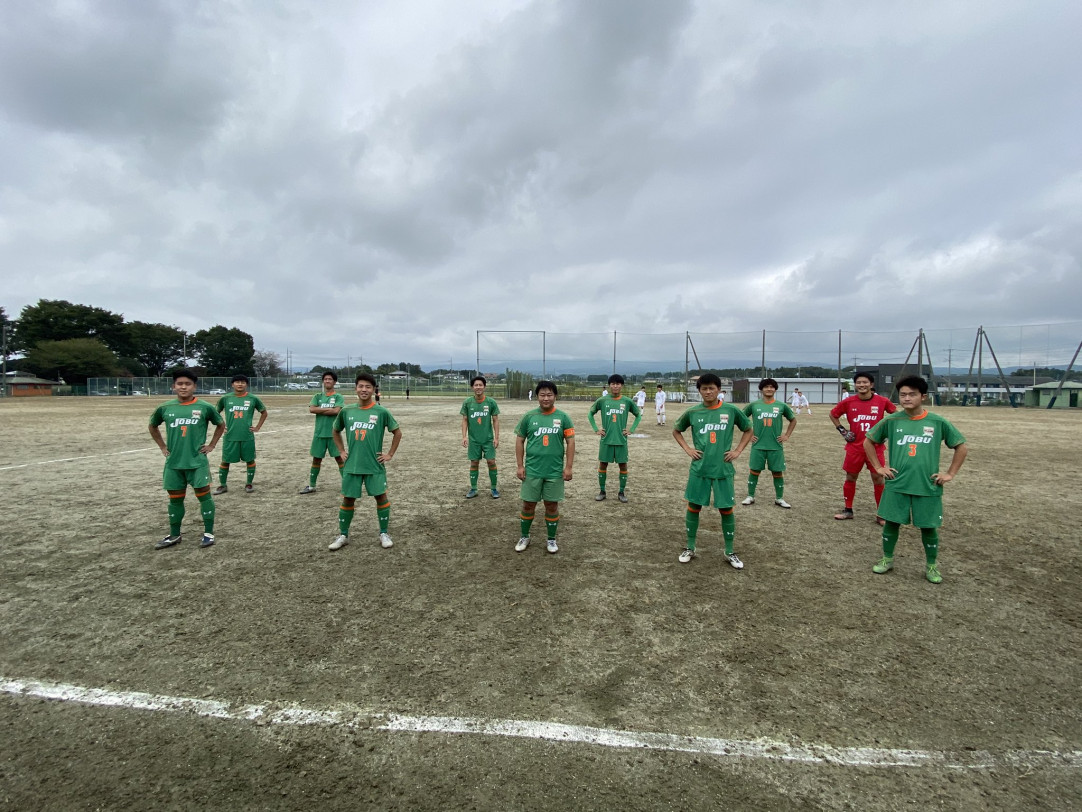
[{"xmin": 1, "ymin": 394, "xmax": 1079, "ymax": 811}]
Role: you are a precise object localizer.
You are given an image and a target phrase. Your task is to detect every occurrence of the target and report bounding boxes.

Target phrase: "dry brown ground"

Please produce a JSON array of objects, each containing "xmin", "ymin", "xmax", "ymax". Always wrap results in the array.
[{"xmin": 1, "ymin": 394, "xmax": 1080, "ymax": 811}]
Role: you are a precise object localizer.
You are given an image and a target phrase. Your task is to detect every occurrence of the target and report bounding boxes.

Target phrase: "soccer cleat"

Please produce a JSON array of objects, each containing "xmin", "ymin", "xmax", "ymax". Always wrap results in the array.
[
  {"xmin": 926, "ymin": 564, "xmax": 943, "ymax": 584},
  {"xmin": 546, "ymin": 539, "xmax": 559, "ymax": 554},
  {"xmin": 834, "ymin": 508, "xmax": 854, "ymax": 520},
  {"xmin": 741, "ymin": 496, "xmax": 755, "ymax": 506},
  {"xmin": 595, "ymin": 491, "xmax": 607, "ymax": 501},
  {"xmin": 465, "ymin": 488, "xmax": 478, "ymax": 499},
  {"xmin": 872, "ymin": 556, "xmax": 894, "ymax": 574},
  {"xmin": 213, "ymin": 485, "xmax": 228, "ymax": 495},
  {"xmin": 329, "ymin": 534, "xmax": 349, "ymax": 551},
  {"xmin": 490, "ymin": 489, "xmax": 500, "ymax": 499},
  {"xmin": 775, "ymin": 499, "xmax": 792, "ymax": 509},
  {"xmin": 299, "ymin": 485, "xmax": 316, "ymax": 494},
  {"xmin": 244, "ymin": 484, "xmax": 254, "ymax": 493},
  {"xmin": 155, "ymin": 534, "xmax": 182, "ymax": 550},
  {"xmin": 379, "ymin": 532, "xmax": 394, "ymax": 549},
  {"xmin": 726, "ymin": 553, "xmax": 744, "ymax": 570},
  {"xmin": 200, "ymin": 533, "xmax": 215, "ymax": 548},
  {"xmin": 617, "ymin": 492, "xmax": 628, "ymax": 503},
  {"xmin": 678, "ymin": 548, "xmax": 694, "ymax": 563},
  {"xmin": 515, "ymin": 536, "xmax": 530, "ymax": 552}
]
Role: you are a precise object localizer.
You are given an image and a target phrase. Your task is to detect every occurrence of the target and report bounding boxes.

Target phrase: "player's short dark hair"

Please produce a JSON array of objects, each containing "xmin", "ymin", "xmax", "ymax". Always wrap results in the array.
[
  {"xmin": 607, "ymin": 374, "xmax": 624, "ymax": 385},
  {"xmin": 231, "ymin": 374, "xmax": 249, "ymax": 384},
  {"xmin": 697, "ymin": 373, "xmax": 722, "ymax": 389},
  {"xmin": 759, "ymin": 378, "xmax": 778, "ymax": 390},
  {"xmin": 896, "ymin": 375, "xmax": 928, "ymax": 395},
  {"xmin": 657, "ymin": 383, "xmax": 664, "ymax": 388},
  {"xmin": 355, "ymin": 372, "xmax": 376, "ymax": 386},
  {"xmin": 172, "ymin": 368, "xmax": 198, "ymax": 383},
  {"xmin": 322, "ymin": 371, "xmax": 338, "ymax": 383},
  {"xmin": 535, "ymin": 380, "xmax": 558, "ymax": 396},
  {"xmin": 854, "ymin": 371, "xmax": 875, "ymax": 384},
  {"xmin": 470, "ymin": 375, "xmax": 487, "ymax": 387}
]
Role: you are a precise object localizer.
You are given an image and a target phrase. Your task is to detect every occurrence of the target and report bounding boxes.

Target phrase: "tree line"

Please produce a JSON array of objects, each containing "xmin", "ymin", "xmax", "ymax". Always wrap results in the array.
[{"xmin": 0, "ymin": 300, "xmax": 280, "ymax": 385}]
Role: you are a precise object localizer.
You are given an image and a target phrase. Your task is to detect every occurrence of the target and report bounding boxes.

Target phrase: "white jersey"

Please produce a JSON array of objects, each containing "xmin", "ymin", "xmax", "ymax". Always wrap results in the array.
[
  {"xmin": 635, "ymin": 390, "xmax": 647, "ymax": 409},
  {"xmin": 798, "ymin": 394, "xmax": 810, "ymax": 408},
  {"xmin": 789, "ymin": 392, "xmax": 801, "ymax": 409},
  {"xmin": 655, "ymin": 391, "xmax": 666, "ymax": 410}
]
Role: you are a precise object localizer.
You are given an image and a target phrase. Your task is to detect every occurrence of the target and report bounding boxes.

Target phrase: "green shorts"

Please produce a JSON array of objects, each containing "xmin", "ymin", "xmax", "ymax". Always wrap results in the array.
[
  {"xmin": 163, "ymin": 463, "xmax": 211, "ymax": 491},
  {"xmin": 684, "ymin": 474, "xmax": 735, "ymax": 508},
  {"xmin": 342, "ymin": 471, "xmax": 388, "ymax": 499},
  {"xmin": 598, "ymin": 444, "xmax": 629, "ymax": 465},
  {"xmin": 749, "ymin": 447, "xmax": 786, "ymax": 473},
  {"xmin": 310, "ymin": 436, "xmax": 338, "ymax": 458},
  {"xmin": 222, "ymin": 437, "xmax": 256, "ymax": 464},
  {"xmin": 877, "ymin": 489, "xmax": 943, "ymax": 528},
  {"xmin": 467, "ymin": 439, "xmax": 496, "ymax": 461},
  {"xmin": 520, "ymin": 476, "xmax": 565, "ymax": 502}
]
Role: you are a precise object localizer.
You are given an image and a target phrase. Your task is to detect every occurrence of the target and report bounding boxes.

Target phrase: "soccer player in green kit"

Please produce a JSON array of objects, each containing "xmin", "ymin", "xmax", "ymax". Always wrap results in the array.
[
  {"xmin": 460, "ymin": 375, "xmax": 501, "ymax": 499},
  {"xmin": 514, "ymin": 380, "xmax": 576, "ymax": 554},
  {"xmin": 299, "ymin": 371, "xmax": 344, "ymax": 494},
  {"xmin": 741, "ymin": 378, "xmax": 797, "ymax": 509},
  {"xmin": 214, "ymin": 374, "xmax": 267, "ymax": 494},
  {"xmin": 673, "ymin": 373, "xmax": 753, "ymax": 566},
  {"xmin": 864, "ymin": 375, "xmax": 967, "ymax": 584},
  {"xmin": 328, "ymin": 373, "xmax": 403, "ymax": 551},
  {"xmin": 588, "ymin": 373, "xmax": 642, "ymax": 502},
  {"xmin": 148, "ymin": 369, "xmax": 226, "ymax": 549}
]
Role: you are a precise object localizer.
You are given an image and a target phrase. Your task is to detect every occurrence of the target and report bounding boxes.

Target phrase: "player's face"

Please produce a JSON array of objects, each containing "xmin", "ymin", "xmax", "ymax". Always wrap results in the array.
[
  {"xmin": 761, "ymin": 384, "xmax": 776, "ymax": 399},
  {"xmin": 537, "ymin": 388, "xmax": 556, "ymax": 411},
  {"xmin": 323, "ymin": 375, "xmax": 336, "ymax": 391},
  {"xmin": 173, "ymin": 378, "xmax": 196, "ymax": 401},
  {"xmin": 472, "ymin": 380, "xmax": 486, "ymax": 399},
  {"xmin": 897, "ymin": 386, "xmax": 924, "ymax": 414},
  {"xmin": 854, "ymin": 377, "xmax": 873, "ymax": 397},
  {"xmin": 609, "ymin": 382, "xmax": 623, "ymax": 398},
  {"xmin": 698, "ymin": 383, "xmax": 720, "ymax": 406},
  {"xmin": 356, "ymin": 380, "xmax": 375, "ymax": 403},
  {"xmin": 232, "ymin": 381, "xmax": 248, "ymax": 395}
]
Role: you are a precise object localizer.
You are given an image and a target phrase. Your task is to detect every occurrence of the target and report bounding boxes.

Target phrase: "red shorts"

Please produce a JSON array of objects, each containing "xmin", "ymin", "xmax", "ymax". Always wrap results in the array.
[{"xmin": 843, "ymin": 442, "xmax": 885, "ymax": 475}]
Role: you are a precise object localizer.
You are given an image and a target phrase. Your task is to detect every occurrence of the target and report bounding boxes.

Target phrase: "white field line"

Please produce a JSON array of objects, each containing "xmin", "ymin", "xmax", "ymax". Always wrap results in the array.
[
  {"xmin": 0, "ymin": 427, "xmax": 305, "ymax": 471},
  {"xmin": 2, "ymin": 677, "xmax": 1079, "ymax": 770}
]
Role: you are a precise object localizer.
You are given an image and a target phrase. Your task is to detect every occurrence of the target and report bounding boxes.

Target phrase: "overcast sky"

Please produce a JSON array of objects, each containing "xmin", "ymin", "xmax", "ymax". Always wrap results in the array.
[{"xmin": 2, "ymin": 0, "xmax": 1080, "ymax": 371}]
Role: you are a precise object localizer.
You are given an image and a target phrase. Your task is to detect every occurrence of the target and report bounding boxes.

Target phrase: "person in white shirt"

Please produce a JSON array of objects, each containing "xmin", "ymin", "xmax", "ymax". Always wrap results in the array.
[
  {"xmin": 654, "ymin": 385, "xmax": 667, "ymax": 425},
  {"xmin": 798, "ymin": 391, "xmax": 811, "ymax": 415},
  {"xmin": 789, "ymin": 389, "xmax": 802, "ymax": 412},
  {"xmin": 635, "ymin": 386, "xmax": 647, "ymax": 411}
]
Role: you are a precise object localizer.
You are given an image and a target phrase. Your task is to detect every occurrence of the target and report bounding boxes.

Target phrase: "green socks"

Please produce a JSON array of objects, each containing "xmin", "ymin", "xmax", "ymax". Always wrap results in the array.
[
  {"xmin": 195, "ymin": 489, "xmax": 215, "ymax": 533},
  {"xmin": 685, "ymin": 506, "xmax": 701, "ymax": 549},
  {"xmin": 882, "ymin": 521, "xmax": 900, "ymax": 557},
  {"xmin": 545, "ymin": 513, "xmax": 559, "ymax": 540},
  {"xmin": 339, "ymin": 503, "xmax": 355, "ymax": 535},
  {"xmin": 377, "ymin": 500, "xmax": 390, "ymax": 533},
  {"xmin": 747, "ymin": 473, "xmax": 759, "ymax": 497},
  {"xmin": 773, "ymin": 475, "xmax": 784, "ymax": 499},
  {"xmin": 218, "ymin": 465, "xmax": 229, "ymax": 487},
  {"xmin": 720, "ymin": 510, "xmax": 735, "ymax": 555},
  {"xmin": 520, "ymin": 512, "xmax": 535, "ymax": 537},
  {"xmin": 921, "ymin": 528, "xmax": 939, "ymax": 565},
  {"xmin": 168, "ymin": 494, "xmax": 185, "ymax": 536}
]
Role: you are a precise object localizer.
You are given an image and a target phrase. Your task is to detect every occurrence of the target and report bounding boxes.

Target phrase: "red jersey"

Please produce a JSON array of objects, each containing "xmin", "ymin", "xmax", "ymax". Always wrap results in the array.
[{"xmin": 830, "ymin": 394, "xmax": 896, "ymax": 443}]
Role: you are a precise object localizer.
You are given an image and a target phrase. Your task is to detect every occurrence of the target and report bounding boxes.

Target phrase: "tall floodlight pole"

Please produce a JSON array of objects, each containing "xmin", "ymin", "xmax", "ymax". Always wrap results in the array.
[
  {"xmin": 761, "ymin": 330, "xmax": 767, "ymax": 377},
  {"xmin": 613, "ymin": 331, "xmax": 617, "ymax": 375}
]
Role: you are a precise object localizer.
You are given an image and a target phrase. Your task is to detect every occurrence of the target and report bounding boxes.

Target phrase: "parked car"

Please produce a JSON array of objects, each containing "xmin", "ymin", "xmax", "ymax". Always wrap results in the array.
[{"xmin": 208, "ymin": 388, "xmax": 227, "ymax": 395}]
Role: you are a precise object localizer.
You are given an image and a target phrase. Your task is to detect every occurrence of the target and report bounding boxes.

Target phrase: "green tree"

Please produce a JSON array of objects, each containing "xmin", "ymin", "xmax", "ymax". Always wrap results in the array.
[
  {"xmin": 252, "ymin": 349, "xmax": 285, "ymax": 377},
  {"xmin": 190, "ymin": 326, "xmax": 255, "ymax": 376},
  {"xmin": 396, "ymin": 362, "xmax": 425, "ymax": 376},
  {"xmin": 375, "ymin": 363, "xmax": 399, "ymax": 375},
  {"xmin": 23, "ymin": 338, "xmax": 119, "ymax": 385},
  {"xmin": 127, "ymin": 322, "xmax": 187, "ymax": 376},
  {"xmin": 14, "ymin": 299, "xmax": 134, "ymax": 357}
]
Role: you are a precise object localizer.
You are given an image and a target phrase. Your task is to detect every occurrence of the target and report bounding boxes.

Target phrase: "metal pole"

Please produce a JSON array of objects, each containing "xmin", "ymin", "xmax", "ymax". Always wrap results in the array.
[
  {"xmin": 475, "ymin": 330, "xmax": 480, "ymax": 378},
  {"xmin": 761, "ymin": 329, "xmax": 766, "ymax": 376},
  {"xmin": 613, "ymin": 330, "xmax": 617, "ymax": 375},
  {"xmin": 977, "ymin": 327, "xmax": 984, "ymax": 407},
  {"xmin": 542, "ymin": 331, "xmax": 547, "ymax": 381},
  {"xmin": 837, "ymin": 329, "xmax": 842, "ymax": 401}
]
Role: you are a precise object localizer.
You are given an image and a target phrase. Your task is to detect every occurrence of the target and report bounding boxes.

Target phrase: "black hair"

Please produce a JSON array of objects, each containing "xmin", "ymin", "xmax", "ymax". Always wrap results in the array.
[
  {"xmin": 231, "ymin": 374, "xmax": 249, "ymax": 384},
  {"xmin": 854, "ymin": 371, "xmax": 875, "ymax": 384},
  {"xmin": 470, "ymin": 375, "xmax": 487, "ymax": 387},
  {"xmin": 322, "ymin": 371, "xmax": 338, "ymax": 383},
  {"xmin": 895, "ymin": 375, "xmax": 928, "ymax": 395},
  {"xmin": 535, "ymin": 380, "xmax": 558, "ymax": 396},
  {"xmin": 759, "ymin": 378, "xmax": 779, "ymax": 390},
  {"xmin": 355, "ymin": 372, "xmax": 376, "ymax": 386},
  {"xmin": 607, "ymin": 374, "xmax": 624, "ymax": 385},
  {"xmin": 697, "ymin": 373, "xmax": 722, "ymax": 389},
  {"xmin": 172, "ymin": 368, "xmax": 198, "ymax": 383}
]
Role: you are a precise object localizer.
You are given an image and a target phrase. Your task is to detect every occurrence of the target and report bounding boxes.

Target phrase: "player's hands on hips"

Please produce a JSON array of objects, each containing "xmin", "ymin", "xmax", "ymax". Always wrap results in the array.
[
  {"xmin": 563, "ymin": 466, "xmax": 573, "ymax": 481},
  {"xmin": 931, "ymin": 472, "xmax": 954, "ymax": 485},
  {"xmin": 685, "ymin": 448, "xmax": 703, "ymax": 460},
  {"xmin": 198, "ymin": 444, "xmax": 211, "ymax": 455},
  {"xmin": 723, "ymin": 449, "xmax": 740, "ymax": 462},
  {"xmin": 595, "ymin": 429, "xmax": 605, "ymax": 437},
  {"xmin": 160, "ymin": 448, "xmax": 169, "ymax": 458},
  {"xmin": 376, "ymin": 452, "xmax": 392, "ymax": 464},
  {"xmin": 622, "ymin": 429, "xmax": 630, "ymax": 436},
  {"xmin": 877, "ymin": 465, "xmax": 896, "ymax": 479},
  {"xmin": 516, "ymin": 465, "xmax": 526, "ymax": 481}
]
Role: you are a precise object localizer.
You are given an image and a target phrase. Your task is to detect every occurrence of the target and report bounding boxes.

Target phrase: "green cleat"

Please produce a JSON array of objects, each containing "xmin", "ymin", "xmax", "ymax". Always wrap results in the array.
[
  {"xmin": 872, "ymin": 556, "xmax": 894, "ymax": 574},
  {"xmin": 926, "ymin": 564, "xmax": 943, "ymax": 584}
]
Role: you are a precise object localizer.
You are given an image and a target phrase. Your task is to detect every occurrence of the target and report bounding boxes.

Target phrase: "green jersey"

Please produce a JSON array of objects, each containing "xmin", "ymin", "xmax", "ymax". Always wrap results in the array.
[
  {"xmin": 588, "ymin": 395, "xmax": 642, "ymax": 448},
  {"xmin": 333, "ymin": 403, "xmax": 400, "ymax": 475},
  {"xmin": 866, "ymin": 410, "xmax": 966, "ymax": 497},
  {"xmin": 215, "ymin": 393, "xmax": 266, "ymax": 441},
  {"xmin": 310, "ymin": 391, "xmax": 344, "ymax": 438},
  {"xmin": 149, "ymin": 398, "xmax": 224, "ymax": 470},
  {"xmin": 742, "ymin": 399, "xmax": 795, "ymax": 451},
  {"xmin": 515, "ymin": 408, "xmax": 575, "ymax": 480},
  {"xmin": 460, "ymin": 396, "xmax": 500, "ymax": 443},
  {"xmin": 674, "ymin": 402, "xmax": 751, "ymax": 479}
]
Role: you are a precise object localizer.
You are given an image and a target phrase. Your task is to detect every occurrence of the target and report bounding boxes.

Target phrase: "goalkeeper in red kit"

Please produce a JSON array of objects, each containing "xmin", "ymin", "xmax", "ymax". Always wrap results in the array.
[{"xmin": 830, "ymin": 371, "xmax": 896, "ymax": 524}]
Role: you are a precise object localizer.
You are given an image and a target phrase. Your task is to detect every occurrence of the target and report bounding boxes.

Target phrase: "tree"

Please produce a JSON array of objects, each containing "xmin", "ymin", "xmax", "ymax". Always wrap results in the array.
[
  {"xmin": 190, "ymin": 326, "xmax": 255, "ymax": 376},
  {"xmin": 375, "ymin": 363, "xmax": 399, "ymax": 375},
  {"xmin": 396, "ymin": 362, "xmax": 425, "ymax": 376},
  {"xmin": 127, "ymin": 322, "xmax": 187, "ymax": 376},
  {"xmin": 252, "ymin": 349, "xmax": 284, "ymax": 377},
  {"xmin": 14, "ymin": 299, "xmax": 134, "ymax": 357},
  {"xmin": 0, "ymin": 306, "xmax": 12, "ymax": 361},
  {"xmin": 23, "ymin": 338, "xmax": 119, "ymax": 385}
]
